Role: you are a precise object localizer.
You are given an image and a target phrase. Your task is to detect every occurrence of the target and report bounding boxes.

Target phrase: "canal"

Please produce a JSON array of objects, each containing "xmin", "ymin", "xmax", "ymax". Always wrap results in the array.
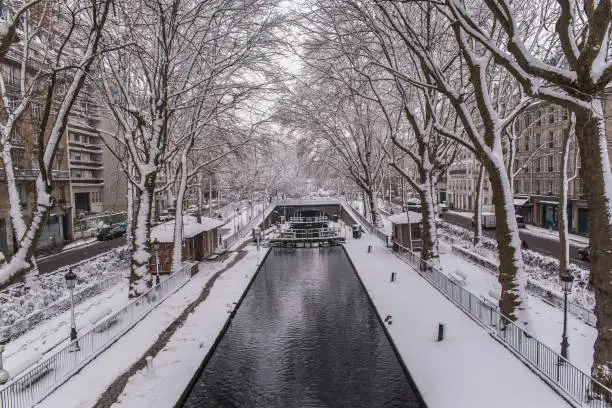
[{"xmin": 181, "ymin": 247, "xmax": 424, "ymax": 407}]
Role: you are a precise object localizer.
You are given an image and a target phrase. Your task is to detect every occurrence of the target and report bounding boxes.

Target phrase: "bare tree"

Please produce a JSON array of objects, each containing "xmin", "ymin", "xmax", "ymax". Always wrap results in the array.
[
  {"xmin": 444, "ymin": 0, "xmax": 612, "ymax": 384},
  {"xmin": 99, "ymin": 0, "xmax": 280, "ymax": 296}
]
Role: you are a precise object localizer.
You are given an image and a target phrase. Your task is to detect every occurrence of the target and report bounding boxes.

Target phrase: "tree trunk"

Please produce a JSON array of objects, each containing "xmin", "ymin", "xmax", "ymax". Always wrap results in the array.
[
  {"xmin": 2, "ymin": 179, "xmax": 53, "ymax": 281},
  {"xmin": 366, "ymin": 189, "xmax": 379, "ymax": 227},
  {"xmin": 574, "ymin": 105, "xmax": 612, "ymax": 388},
  {"xmin": 130, "ymin": 177, "xmax": 155, "ymax": 297},
  {"xmin": 486, "ymin": 161, "xmax": 530, "ymax": 326},
  {"xmin": 419, "ymin": 173, "xmax": 439, "ymax": 261},
  {"xmin": 474, "ymin": 164, "xmax": 485, "ymax": 248},
  {"xmin": 172, "ymin": 153, "xmax": 189, "ymax": 273}
]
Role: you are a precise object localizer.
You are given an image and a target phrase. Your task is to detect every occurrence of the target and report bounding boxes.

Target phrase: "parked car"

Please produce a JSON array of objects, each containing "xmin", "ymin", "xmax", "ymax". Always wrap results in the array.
[
  {"xmin": 97, "ymin": 226, "xmax": 126, "ymax": 241},
  {"xmin": 515, "ymin": 215, "xmax": 526, "ymax": 228},
  {"xmin": 578, "ymin": 246, "xmax": 589, "ymax": 261}
]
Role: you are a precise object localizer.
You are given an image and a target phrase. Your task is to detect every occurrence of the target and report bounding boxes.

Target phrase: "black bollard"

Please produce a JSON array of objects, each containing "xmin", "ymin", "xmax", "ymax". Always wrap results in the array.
[
  {"xmin": 437, "ymin": 323, "xmax": 445, "ymax": 341},
  {"xmin": 391, "ymin": 272, "xmax": 396, "ymax": 282},
  {"xmin": 368, "ymin": 245, "xmax": 372, "ymax": 253}
]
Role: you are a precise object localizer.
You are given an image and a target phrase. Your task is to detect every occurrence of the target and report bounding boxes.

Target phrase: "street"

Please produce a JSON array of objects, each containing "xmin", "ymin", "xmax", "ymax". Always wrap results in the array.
[
  {"xmin": 441, "ymin": 211, "xmax": 589, "ymax": 269},
  {"xmin": 36, "ymin": 238, "xmax": 125, "ymax": 275}
]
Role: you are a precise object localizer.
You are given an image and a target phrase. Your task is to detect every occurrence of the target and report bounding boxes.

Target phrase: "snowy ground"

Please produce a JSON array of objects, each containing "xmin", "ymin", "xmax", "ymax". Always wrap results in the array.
[
  {"xmin": 438, "ymin": 241, "xmax": 596, "ymax": 373},
  {"xmin": 2, "ymin": 277, "xmax": 130, "ymax": 378},
  {"xmin": 37, "ymin": 245, "xmax": 263, "ymax": 408},
  {"xmin": 344, "ymin": 234, "xmax": 571, "ymax": 408}
]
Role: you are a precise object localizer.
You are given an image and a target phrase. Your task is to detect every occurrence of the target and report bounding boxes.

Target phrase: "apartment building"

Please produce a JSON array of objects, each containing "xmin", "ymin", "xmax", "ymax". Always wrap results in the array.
[
  {"xmin": 0, "ymin": 62, "xmax": 74, "ymax": 256},
  {"xmin": 446, "ymin": 91, "xmax": 612, "ymax": 236},
  {"xmin": 446, "ymin": 149, "xmax": 494, "ymax": 213}
]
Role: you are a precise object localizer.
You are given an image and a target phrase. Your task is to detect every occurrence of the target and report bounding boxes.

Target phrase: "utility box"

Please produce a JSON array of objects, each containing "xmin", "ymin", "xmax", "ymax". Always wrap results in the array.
[{"xmin": 352, "ymin": 224, "xmax": 362, "ymax": 239}]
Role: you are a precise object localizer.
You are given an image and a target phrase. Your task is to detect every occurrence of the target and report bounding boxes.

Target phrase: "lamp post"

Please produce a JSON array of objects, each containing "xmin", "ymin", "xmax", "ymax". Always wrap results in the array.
[
  {"xmin": 560, "ymin": 273, "xmax": 574, "ymax": 360},
  {"xmin": 65, "ymin": 269, "xmax": 80, "ymax": 352},
  {"xmin": 153, "ymin": 239, "xmax": 161, "ymax": 285}
]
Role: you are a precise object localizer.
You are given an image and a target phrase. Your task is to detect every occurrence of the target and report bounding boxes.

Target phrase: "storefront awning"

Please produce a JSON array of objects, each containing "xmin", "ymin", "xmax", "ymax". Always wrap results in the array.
[{"xmin": 513, "ymin": 197, "xmax": 530, "ymax": 207}]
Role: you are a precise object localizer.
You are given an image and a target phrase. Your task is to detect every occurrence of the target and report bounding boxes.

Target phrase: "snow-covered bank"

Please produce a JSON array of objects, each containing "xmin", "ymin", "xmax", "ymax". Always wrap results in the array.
[
  {"xmin": 438, "ymin": 241, "xmax": 596, "ymax": 373},
  {"xmin": 437, "ymin": 221, "xmax": 594, "ymax": 310},
  {"xmin": 37, "ymin": 247, "xmax": 262, "ymax": 408},
  {"xmin": 0, "ymin": 248, "xmax": 129, "ymax": 342},
  {"xmin": 344, "ymin": 234, "xmax": 570, "ymax": 408}
]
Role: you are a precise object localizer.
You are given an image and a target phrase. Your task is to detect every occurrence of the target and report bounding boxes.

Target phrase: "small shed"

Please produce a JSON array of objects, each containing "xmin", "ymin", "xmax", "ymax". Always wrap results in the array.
[
  {"xmin": 150, "ymin": 216, "xmax": 224, "ymax": 274},
  {"xmin": 388, "ymin": 211, "xmax": 423, "ymax": 250}
]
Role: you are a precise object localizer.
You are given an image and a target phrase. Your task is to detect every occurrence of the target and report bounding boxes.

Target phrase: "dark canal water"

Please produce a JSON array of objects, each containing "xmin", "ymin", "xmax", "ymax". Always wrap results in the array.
[{"xmin": 182, "ymin": 247, "xmax": 423, "ymax": 408}]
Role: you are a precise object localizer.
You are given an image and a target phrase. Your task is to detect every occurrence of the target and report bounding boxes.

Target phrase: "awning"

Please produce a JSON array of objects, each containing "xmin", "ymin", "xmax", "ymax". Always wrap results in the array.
[
  {"xmin": 539, "ymin": 200, "xmax": 558, "ymax": 206},
  {"xmin": 513, "ymin": 197, "xmax": 530, "ymax": 207}
]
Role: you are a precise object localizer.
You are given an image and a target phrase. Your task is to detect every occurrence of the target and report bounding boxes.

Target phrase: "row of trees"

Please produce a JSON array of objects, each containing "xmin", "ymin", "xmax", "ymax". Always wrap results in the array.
[
  {"xmin": 282, "ymin": 0, "xmax": 612, "ymax": 388},
  {"xmin": 0, "ymin": 0, "xmax": 284, "ymax": 297}
]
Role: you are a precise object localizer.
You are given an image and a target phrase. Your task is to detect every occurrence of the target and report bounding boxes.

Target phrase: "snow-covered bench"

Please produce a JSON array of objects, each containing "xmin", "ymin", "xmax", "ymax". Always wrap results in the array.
[
  {"xmin": 448, "ymin": 269, "xmax": 468, "ymax": 286},
  {"xmin": 13, "ymin": 351, "xmax": 54, "ymax": 389},
  {"xmin": 90, "ymin": 308, "xmax": 118, "ymax": 333}
]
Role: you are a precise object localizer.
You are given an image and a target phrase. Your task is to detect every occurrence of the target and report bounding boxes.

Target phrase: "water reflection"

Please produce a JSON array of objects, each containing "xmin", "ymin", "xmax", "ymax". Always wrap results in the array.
[{"xmin": 182, "ymin": 247, "xmax": 423, "ymax": 408}]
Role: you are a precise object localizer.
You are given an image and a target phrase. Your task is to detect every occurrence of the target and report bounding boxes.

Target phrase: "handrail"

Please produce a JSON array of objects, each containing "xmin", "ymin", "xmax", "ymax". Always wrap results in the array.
[
  {"xmin": 391, "ymin": 241, "xmax": 612, "ymax": 407},
  {"xmin": 0, "ymin": 263, "xmax": 192, "ymax": 407}
]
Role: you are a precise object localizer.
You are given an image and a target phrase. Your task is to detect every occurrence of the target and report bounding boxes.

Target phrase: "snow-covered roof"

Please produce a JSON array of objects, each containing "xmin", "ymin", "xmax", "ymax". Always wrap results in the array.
[
  {"xmin": 513, "ymin": 197, "xmax": 530, "ymax": 207},
  {"xmin": 387, "ymin": 211, "xmax": 422, "ymax": 225},
  {"xmin": 151, "ymin": 216, "xmax": 224, "ymax": 243}
]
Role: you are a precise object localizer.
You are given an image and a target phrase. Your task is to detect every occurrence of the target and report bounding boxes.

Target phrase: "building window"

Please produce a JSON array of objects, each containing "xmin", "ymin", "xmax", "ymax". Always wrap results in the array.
[
  {"xmin": 548, "ymin": 107, "xmax": 555, "ymax": 123},
  {"xmin": 562, "ymin": 109, "xmax": 568, "ymax": 121},
  {"xmin": 548, "ymin": 131, "xmax": 554, "ymax": 148},
  {"xmin": 536, "ymin": 133, "xmax": 541, "ymax": 146},
  {"xmin": 535, "ymin": 180, "xmax": 540, "ymax": 194},
  {"xmin": 548, "ymin": 180, "xmax": 553, "ymax": 194},
  {"xmin": 536, "ymin": 110, "xmax": 542, "ymax": 126},
  {"xmin": 536, "ymin": 157, "xmax": 541, "ymax": 173},
  {"xmin": 548, "ymin": 156, "xmax": 553, "ymax": 172},
  {"xmin": 524, "ymin": 134, "xmax": 530, "ymax": 151}
]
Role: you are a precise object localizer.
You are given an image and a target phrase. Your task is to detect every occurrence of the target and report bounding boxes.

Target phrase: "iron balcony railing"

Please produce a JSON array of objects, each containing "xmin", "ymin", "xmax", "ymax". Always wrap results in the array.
[{"xmin": 0, "ymin": 264, "xmax": 192, "ymax": 408}]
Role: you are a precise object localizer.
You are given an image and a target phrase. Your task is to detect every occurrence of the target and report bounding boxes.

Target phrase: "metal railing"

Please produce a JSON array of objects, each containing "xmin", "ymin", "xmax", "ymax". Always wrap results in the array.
[
  {"xmin": 392, "ymin": 242, "xmax": 612, "ymax": 407},
  {"xmin": 223, "ymin": 202, "xmax": 274, "ymax": 250},
  {"xmin": 74, "ymin": 212, "xmax": 127, "ymax": 233},
  {"xmin": 0, "ymin": 263, "xmax": 192, "ymax": 408},
  {"xmin": 335, "ymin": 198, "xmax": 611, "ymax": 406},
  {"xmin": 340, "ymin": 200, "xmax": 390, "ymax": 245},
  {"xmin": 288, "ymin": 216, "xmax": 329, "ymax": 224},
  {"xmin": 272, "ymin": 227, "xmax": 344, "ymax": 240}
]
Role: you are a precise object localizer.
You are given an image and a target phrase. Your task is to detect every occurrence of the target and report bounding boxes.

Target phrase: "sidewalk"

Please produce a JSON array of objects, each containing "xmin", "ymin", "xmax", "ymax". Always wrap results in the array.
[
  {"xmin": 344, "ymin": 234, "xmax": 570, "ymax": 408},
  {"xmin": 37, "ymin": 245, "xmax": 262, "ymax": 408}
]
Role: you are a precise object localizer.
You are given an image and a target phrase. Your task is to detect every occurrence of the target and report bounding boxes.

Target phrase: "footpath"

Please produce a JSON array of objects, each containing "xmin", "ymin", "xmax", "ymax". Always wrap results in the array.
[
  {"xmin": 36, "ymin": 244, "xmax": 263, "ymax": 408},
  {"xmin": 344, "ymin": 233, "xmax": 570, "ymax": 408}
]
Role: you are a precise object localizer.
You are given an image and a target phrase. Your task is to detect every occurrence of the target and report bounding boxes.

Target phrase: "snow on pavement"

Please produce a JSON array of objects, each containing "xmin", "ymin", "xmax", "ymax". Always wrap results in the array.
[
  {"xmin": 106, "ymin": 247, "xmax": 264, "ymax": 408},
  {"xmin": 37, "ymin": 248, "xmax": 260, "ymax": 408},
  {"xmin": 438, "ymin": 241, "xmax": 596, "ymax": 373},
  {"xmin": 344, "ymin": 234, "xmax": 571, "ymax": 408}
]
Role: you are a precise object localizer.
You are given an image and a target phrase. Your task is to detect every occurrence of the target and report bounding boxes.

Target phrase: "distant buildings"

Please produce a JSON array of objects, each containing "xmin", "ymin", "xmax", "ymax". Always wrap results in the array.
[{"xmin": 446, "ymin": 91, "xmax": 612, "ymax": 236}]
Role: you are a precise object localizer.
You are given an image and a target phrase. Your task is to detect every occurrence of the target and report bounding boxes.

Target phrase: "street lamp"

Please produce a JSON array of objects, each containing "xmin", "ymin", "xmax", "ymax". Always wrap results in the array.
[
  {"xmin": 64, "ymin": 269, "xmax": 80, "ymax": 352},
  {"xmin": 153, "ymin": 239, "xmax": 161, "ymax": 285},
  {"xmin": 560, "ymin": 273, "xmax": 575, "ymax": 359}
]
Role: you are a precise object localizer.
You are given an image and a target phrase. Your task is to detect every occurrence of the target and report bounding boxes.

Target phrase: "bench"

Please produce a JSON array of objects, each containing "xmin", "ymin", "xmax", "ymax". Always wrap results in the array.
[
  {"xmin": 90, "ymin": 308, "xmax": 119, "ymax": 333},
  {"xmin": 448, "ymin": 269, "xmax": 468, "ymax": 286}
]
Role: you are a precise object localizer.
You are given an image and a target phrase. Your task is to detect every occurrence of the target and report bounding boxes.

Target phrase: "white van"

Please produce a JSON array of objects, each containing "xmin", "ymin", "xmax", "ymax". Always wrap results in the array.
[{"xmin": 481, "ymin": 212, "xmax": 496, "ymax": 228}]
